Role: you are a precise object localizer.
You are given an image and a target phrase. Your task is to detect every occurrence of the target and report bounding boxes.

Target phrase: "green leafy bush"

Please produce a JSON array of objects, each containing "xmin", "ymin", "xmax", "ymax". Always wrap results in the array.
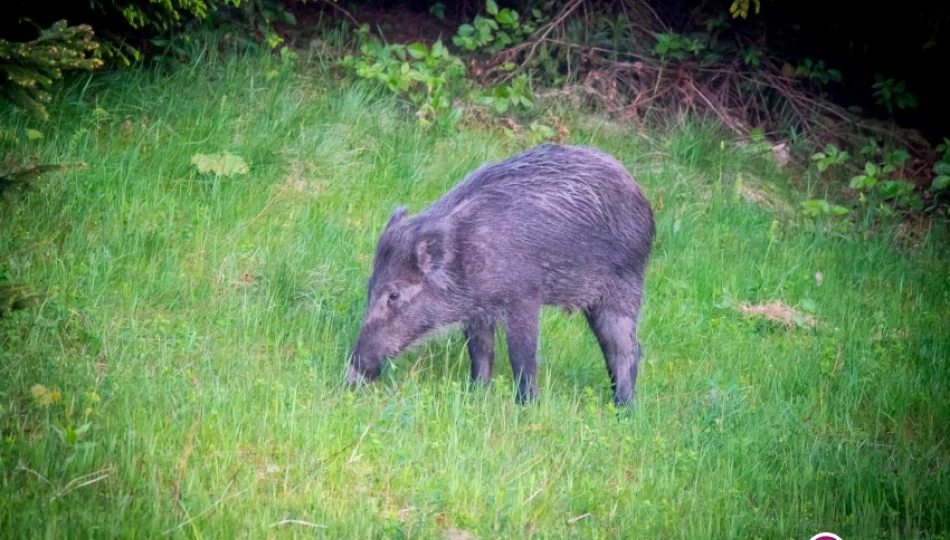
[
  {"xmin": 872, "ymin": 75, "xmax": 917, "ymax": 114},
  {"xmin": 340, "ymin": 29, "xmax": 466, "ymax": 128},
  {"xmin": 801, "ymin": 198, "xmax": 850, "ymax": 217},
  {"xmin": 810, "ymin": 144, "xmax": 849, "ymax": 173},
  {"xmin": 729, "ymin": 0, "xmax": 761, "ymax": 19},
  {"xmin": 850, "ymin": 160, "xmax": 921, "ymax": 215},
  {"xmin": 795, "ymin": 59, "xmax": 842, "ymax": 85},
  {"xmin": 94, "ymin": 0, "xmax": 244, "ymax": 30},
  {"xmin": 931, "ymin": 139, "xmax": 950, "ymax": 192},
  {"xmin": 0, "ymin": 21, "xmax": 103, "ymax": 120},
  {"xmin": 653, "ymin": 32, "xmax": 705, "ymax": 62},
  {"xmin": 452, "ymin": 0, "xmax": 544, "ymax": 53},
  {"xmin": 475, "ymin": 74, "xmax": 533, "ymax": 113}
]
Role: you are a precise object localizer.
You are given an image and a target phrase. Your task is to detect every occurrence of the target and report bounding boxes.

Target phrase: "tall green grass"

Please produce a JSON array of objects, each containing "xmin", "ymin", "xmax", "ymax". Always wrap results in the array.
[{"xmin": 1, "ymin": 46, "xmax": 949, "ymax": 538}]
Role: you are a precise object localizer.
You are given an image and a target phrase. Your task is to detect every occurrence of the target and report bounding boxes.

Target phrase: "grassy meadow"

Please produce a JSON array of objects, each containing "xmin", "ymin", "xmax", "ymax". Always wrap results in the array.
[{"xmin": 1, "ymin": 46, "xmax": 949, "ymax": 538}]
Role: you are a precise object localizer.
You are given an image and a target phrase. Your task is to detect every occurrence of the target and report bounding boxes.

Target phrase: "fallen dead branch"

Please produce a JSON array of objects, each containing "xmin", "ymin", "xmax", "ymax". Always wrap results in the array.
[{"xmin": 475, "ymin": 1, "xmax": 934, "ymax": 177}]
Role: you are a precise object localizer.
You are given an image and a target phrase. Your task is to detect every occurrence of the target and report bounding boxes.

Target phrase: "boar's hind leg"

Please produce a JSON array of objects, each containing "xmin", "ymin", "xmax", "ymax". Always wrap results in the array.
[
  {"xmin": 585, "ymin": 300, "xmax": 643, "ymax": 407},
  {"xmin": 504, "ymin": 303, "xmax": 541, "ymax": 404},
  {"xmin": 464, "ymin": 319, "xmax": 496, "ymax": 385}
]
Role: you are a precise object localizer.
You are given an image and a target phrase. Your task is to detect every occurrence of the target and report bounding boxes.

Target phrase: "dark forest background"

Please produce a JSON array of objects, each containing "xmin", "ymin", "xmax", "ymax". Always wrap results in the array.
[{"xmin": 3, "ymin": 0, "xmax": 950, "ymax": 202}]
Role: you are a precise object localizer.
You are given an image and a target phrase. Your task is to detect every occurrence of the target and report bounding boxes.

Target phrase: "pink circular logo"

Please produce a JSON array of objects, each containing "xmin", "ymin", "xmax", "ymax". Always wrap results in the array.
[{"xmin": 809, "ymin": 534, "xmax": 842, "ymax": 540}]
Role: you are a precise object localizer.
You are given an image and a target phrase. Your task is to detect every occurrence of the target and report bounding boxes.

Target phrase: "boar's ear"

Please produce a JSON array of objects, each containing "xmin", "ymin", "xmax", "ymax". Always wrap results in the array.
[
  {"xmin": 414, "ymin": 223, "xmax": 454, "ymax": 287},
  {"xmin": 383, "ymin": 205, "xmax": 409, "ymax": 233}
]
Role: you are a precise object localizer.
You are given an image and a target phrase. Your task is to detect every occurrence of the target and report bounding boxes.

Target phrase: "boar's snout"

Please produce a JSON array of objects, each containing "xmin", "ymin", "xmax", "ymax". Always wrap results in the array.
[{"xmin": 346, "ymin": 335, "xmax": 385, "ymax": 386}]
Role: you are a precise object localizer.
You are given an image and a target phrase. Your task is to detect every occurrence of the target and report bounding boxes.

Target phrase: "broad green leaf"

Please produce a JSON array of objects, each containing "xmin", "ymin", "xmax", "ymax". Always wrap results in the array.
[
  {"xmin": 877, "ymin": 180, "xmax": 907, "ymax": 199},
  {"xmin": 889, "ymin": 149, "xmax": 910, "ymax": 166},
  {"xmin": 486, "ymin": 0, "xmax": 498, "ymax": 15},
  {"xmin": 31, "ymin": 384, "xmax": 61, "ymax": 406},
  {"xmin": 932, "ymin": 175, "xmax": 950, "ymax": 191},
  {"xmin": 933, "ymin": 161, "xmax": 950, "ymax": 176},
  {"xmin": 190, "ymin": 152, "xmax": 250, "ymax": 178},
  {"xmin": 407, "ymin": 43, "xmax": 427, "ymax": 59},
  {"xmin": 497, "ymin": 8, "xmax": 519, "ymax": 26},
  {"xmin": 702, "ymin": 52, "xmax": 722, "ymax": 66},
  {"xmin": 530, "ymin": 122, "xmax": 554, "ymax": 138},
  {"xmin": 801, "ymin": 199, "xmax": 828, "ymax": 216}
]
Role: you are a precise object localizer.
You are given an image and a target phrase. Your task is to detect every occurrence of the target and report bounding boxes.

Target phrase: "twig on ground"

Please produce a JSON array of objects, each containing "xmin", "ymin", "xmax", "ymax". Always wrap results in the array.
[
  {"xmin": 803, "ymin": 348, "xmax": 842, "ymax": 423},
  {"xmin": 15, "ymin": 463, "xmax": 52, "ymax": 485},
  {"xmin": 500, "ymin": 0, "xmax": 585, "ymax": 83},
  {"xmin": 270, "ymin": 519, "xmax": 328, "ymax": 528},
  {"xmin": 49, "ymin": 466, "xmax": 113, "ymax": 501},
  {"xmin": 172, "ymin": 414, "xmax": 202, "ymax": 509},
  {"xmin": 567, "ymin": 512, "xmax": 592, "ymax": 524},
  {"xmin": 162, "ymin": 481, "xmax": 246, "ymax": 535},
  {"xmin": 320, "ymin": 0, "xmax": 360, "ymax": 27}
]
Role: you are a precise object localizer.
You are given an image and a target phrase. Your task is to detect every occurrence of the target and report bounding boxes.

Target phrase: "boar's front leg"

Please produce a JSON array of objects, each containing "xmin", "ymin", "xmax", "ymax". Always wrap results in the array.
[
  {"xmin": 504, "ymin": 301, "xmax": 541, "ymax": 404},
  {"xmin": 585, "ymin": 302, "xmax": 642, "ymax": 407},
  {"xmin": 464, "ymin": 319, "xmax": 496, "ymax": 385}
]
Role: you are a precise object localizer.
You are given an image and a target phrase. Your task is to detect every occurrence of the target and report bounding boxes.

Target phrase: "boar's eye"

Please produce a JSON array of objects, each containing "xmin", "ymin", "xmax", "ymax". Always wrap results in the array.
[{"xmin": 388, "ymin": 291, "xmax": 401, "ymax": 303}]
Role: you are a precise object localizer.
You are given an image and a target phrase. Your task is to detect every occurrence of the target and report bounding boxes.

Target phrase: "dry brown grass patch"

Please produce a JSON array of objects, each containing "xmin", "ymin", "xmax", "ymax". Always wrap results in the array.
[
  {"xmin": 282, "ymin": 160, "xmax": 324, "ymax": 196},
  {"xmin": 737, "ymin": 181, "xmax": 794, "ymax": 215},
  {"xmin": 737, "ymin": 301, "xmax": 816, "ymax": 328}
]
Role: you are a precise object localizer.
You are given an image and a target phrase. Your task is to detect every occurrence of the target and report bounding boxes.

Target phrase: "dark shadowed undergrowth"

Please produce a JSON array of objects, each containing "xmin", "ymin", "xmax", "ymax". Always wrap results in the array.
[{"xmin": 1, "ymin": 47, "xmax": 949, "ymax": 539}]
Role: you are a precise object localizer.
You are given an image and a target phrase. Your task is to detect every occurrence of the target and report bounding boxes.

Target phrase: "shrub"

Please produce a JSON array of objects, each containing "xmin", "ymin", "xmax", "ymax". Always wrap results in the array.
[{"xmin": 0, "ymin": 21, "xmax": 103, "ymax": 120}]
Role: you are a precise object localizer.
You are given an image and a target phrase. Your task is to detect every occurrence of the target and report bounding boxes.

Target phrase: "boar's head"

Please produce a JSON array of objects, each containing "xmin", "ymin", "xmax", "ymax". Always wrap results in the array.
[{"xmin": 346, "ymin": 205, "xmax": 460, "ymax": 385}]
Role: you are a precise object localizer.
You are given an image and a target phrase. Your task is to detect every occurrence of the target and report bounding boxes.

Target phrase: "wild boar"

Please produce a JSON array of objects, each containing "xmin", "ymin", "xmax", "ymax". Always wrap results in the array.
[{"xmin": 347, "ymin": 143, "xmax": 655, "ymax": 405}]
